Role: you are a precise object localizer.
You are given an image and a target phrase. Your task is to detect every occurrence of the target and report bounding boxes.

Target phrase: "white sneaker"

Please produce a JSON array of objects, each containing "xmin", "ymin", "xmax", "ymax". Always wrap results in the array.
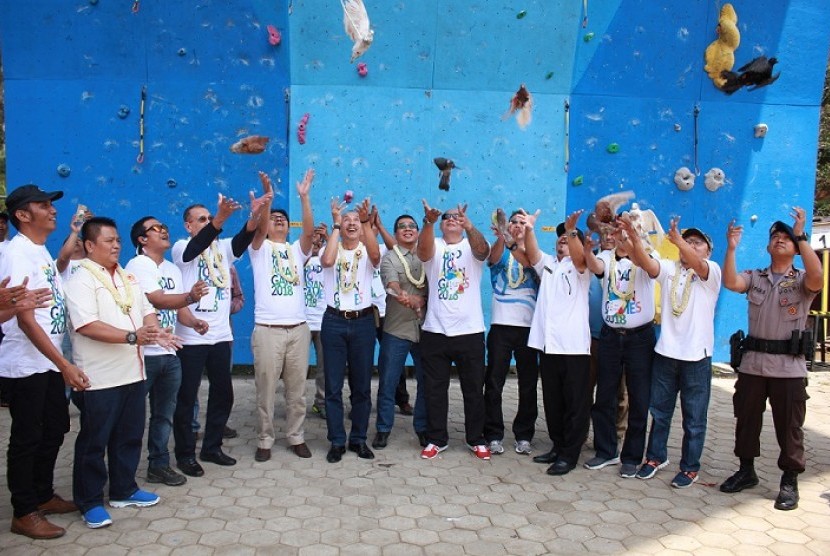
[
  {"xmin": 489, "ymin": 440, "xmax": 505, "ymax": 455},
  {"xmin": 514, "ymin": 440, "xmax": 532, "ymax": 455}
]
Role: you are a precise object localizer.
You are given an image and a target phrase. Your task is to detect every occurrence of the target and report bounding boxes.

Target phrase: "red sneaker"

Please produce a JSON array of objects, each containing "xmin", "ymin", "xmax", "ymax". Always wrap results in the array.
[
  {"xmin": 420, "ymin": 443, "xmax": 448, "ymax": 459},
  {"xmin": 467, "ymin": 444, "xmax": 491, "ymax": 460}
]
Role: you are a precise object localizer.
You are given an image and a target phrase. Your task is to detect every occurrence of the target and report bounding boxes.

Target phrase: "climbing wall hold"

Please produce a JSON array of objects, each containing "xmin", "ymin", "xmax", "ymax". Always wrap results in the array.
[
  {"xmin": 167, "ymin": 179, "xmax": 178, "ymax": 189},
  {"xmin": 57, "ymin": 164, "xmax": 71, "ymax": 178},
  {"xmin": 704, "ymin": 168, "xmax": 726, "ymax": 192},
  {"xmin": 177, "ymin": 48, "xmax": 187, "ymax": 57},
  {"xmin": 572, "ymin": 175, "xmax": 584, "ymax": 186},
  {"xmin": 267, "ymin": 25, "xmax": 282, "ymax": 46},
  {"xmin": 606, "ymin": 143, "xmax": 620, "ymax": 154},
  {"xmin": 674, "ymin": 123, "xmax": 681, "ymax": 132},
  {"xmin": 230, "ymin": 136, "xmax": 270, "ymax": 154},
  {"xmin": 673, "ymin": 167, "xmax": 695, "ymax": 191},
  {"xmin": 516, "ymin": 10, "xmax": 527, "ymax": 19},
  {"xmin": 89, "ymin": 0, "xmax": 99, "ymax": 4},
  {"xmin": 297, "ymin": 113, "xmax": 310, "ymax": 145},
  {"xmin": 583, "ymin": 32, "xmax": 595, "ymax": 43},
  {"xmin": 754, "ymin": 123, "xmax": 768, "ymax": 138},
  {"xmin": 118, "ymin": 105, "xmax": 131, "ymax": 119},
  {"xmin": 545, "ymin": 71, "xmax": 554, "ymax": 80},
  {"xmin": 703, "ymin": 4, "xmax": 740, "ymax": 90},
  {"xmin": 750, "ymin": 214, "xmax": 758, "ymax": 225},
  {"xmin": 357, "ymin": 62, "xmax": 368, "ymax": 77}
]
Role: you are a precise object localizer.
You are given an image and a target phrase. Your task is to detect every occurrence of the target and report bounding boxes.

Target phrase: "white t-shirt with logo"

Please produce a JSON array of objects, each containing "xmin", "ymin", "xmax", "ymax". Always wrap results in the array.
[
  {"xmin": 597, "ymin": 250, "xmax": 656, "ymax": 329},
  {"xmin": 0, "ymin": 234, "xmax": 67, "ymax": 378},
  {"xmin": 304, "ymin": 255, "xmax": 325, "ymax": 331},
  {"xmin": 322, "ymin": 243, "xmax": 377, "ymax": 311},
  {"xmin": 422, "ymin": 238, "xmax": 486, "ymax": 337},
  {"xmin": 248, "ymin": 239, "xmax": 309, "ymax": 325},
  {"xmin": 172, "ymin": 238, "xmax": 237, "ymax": 344},
  {"xmin": 371, "ymin": 245, "xmax": 388, "ymax": 318},
  {"xmin": 125, "ymin": 254, "xmax": 183, "ymax": 357},
  {"xmin": 655, "ymin": 259, "xmax": 722, "ymax": 361}
]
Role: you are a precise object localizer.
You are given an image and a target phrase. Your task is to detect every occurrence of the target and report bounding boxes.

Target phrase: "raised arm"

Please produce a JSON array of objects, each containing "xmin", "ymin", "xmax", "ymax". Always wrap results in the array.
[
  {"xmin": 617, "ymin": 217, "xmax": 659, "ymax": 278},
  {"xmin": 297, "ymin": 168, "xmax": 316, "ymax": 255},
  {"xmin": 722, "ymin": 219, "xmax": 749, "ymax": 293},
  {"xmin": 357, "ymin": 199, "xmax": 381, "ymax": 267},
  {"xmin": 373, "ymin": 206, "xmax": 396, "ymax": 250},
  {"xmin": 321, "ymin": 197, "xmax": 344, "ymax": 268},
  {"xmin": 458, "ymin": 204, "xmax": 490, "ymax": 262},
  {"xmin": 665, "ymin": 217, "xmax": 710, "ymax": 280},
  {"xmin": 251, "ymin": 171, "xmax": 275, "ymax": 250},
  {"xmin": 417, "ymin": 199, "xmax": 441, "ymax": 262},
  {"xmin": 583, "ymin": 235, "xmax": 606, "ymax": 276},
  {"xmin": 791, "ymin": 206, "xmax": 823, "ymax": 293},
  {"xmin": 564, "ymin": 209, "xmax": 587, "ymax": 273}
]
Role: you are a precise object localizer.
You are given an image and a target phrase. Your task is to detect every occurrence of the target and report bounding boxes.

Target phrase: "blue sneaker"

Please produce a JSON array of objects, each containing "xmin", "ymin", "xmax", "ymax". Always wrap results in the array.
[
  {"xmin": 83, "ymin": 506, "xmax": 113, "ymax": 529},
  {"xmin": 109, "ymin": 489, "xmax": 160, "ymax": 508}
]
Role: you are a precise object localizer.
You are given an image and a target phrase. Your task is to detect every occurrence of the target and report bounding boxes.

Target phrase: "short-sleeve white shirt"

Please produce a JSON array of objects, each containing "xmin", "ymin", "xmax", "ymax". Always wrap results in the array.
[
  {"xmin": 422, "ymin": 238, "xmax": 486, "ymax": 337},
  {"xmin": 248, "ymin": 239, "xmax": 309, "ymax": 325},
  {"xmin": 304, "ymin": 255, "xmax": 325, "ymax": 331},
  {"xmin": 322, "ymin": 243, "xmax": 377, "ymax": 311},
  {"xmin": 597, "ymin": 250, "xmax": 656, "ymax": 329},
  {"xmin": 0, "ymin": 234, "xmax": 67, "ymax": 378},
  {"xmin": 528, "ymin": 254, "xmax": 591, "ymax": 355},
  {"xmin": 371, "ymin": 245, "xmax": 388, "ymax": 317},
  {"xmin": 125, "ymin": 255, "xmax": 183, "ymax": 357}
]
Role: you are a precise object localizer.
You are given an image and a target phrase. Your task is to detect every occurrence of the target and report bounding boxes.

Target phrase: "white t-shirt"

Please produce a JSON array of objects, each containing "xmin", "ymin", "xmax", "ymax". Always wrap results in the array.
[
  {"xmin": 322, "ymin": 243, "xmax": 377, "ymax": 311},
  {"xmin": 0, "ymin": 234, "xmax": 67, "ymax": 378},
  {"xmin": 528, "ymin": 254, "xmax": 591, "ymax": 355},
  {"xmin": 172, "ymin": 237, "xmax": 237, "ymax": 344},
  {"xmin": 125, "ymin": 254, "xmax": 183, "ymax": 357},
  {"xmin": 371, "ymin": 245, "xmax": 388, "ymax": 317},
  {"xmin": 60, "ymin": 259, "xmax": 85, "ymax": 283},
  {"xmin": 64, "ymin": 260, "xmax": 156, "ymax": 390},
  {"xmin": 303, "ymin": 255, "xmax": 325, "ymax": 331},
  {"xmin": 597, "ymin": 250, "xmax": 656, "ymax": 329},
  {"xmin": 489, "ymin": 249, "xmax": 539, "ymax": 327},
  {"xmin": 655, "ymin": 259, "xmax": 722, "ymax": 361},
  {"xmin": 422, "ymin": 238, "xmax": 486, "ymax": 337},
  {"xmin": 248, "ymin": 239, "xmax": 309, "ymax": 325}
]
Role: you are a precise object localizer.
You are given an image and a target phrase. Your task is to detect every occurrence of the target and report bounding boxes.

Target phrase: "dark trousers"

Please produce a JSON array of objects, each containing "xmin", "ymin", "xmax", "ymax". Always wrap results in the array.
[
  {"xmin": 733, "ymin": 372, "xmax": 809, "ymax": 473},
  {"xmin": 71, "ymin": 381, "xmax": 145, "ymax": 513},
  {"xmin": 484, "ymin": 324, "xmax": 540, "ymax": 443},
  {"xmin": 174, "ymin": 342, "xmax": 233, "ymax": 461},
  {"xmin": 2, "ymin": 371, "xmax": 69, "ymax": 518},
  {"xmin": 421, "ymin": 331, "xmax": 486, "ymax": 446},
  {"xmin": 592, "ymin": 324, "xmax": 655, "ymax": 464},
  {"xmin": 540, "ymin": 353, "xmax": 592, "ymax": 465}
]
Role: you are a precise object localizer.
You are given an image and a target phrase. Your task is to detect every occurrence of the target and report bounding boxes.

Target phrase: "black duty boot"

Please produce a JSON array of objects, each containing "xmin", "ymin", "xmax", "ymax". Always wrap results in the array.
[
  {"xmin": 774, "ymin": 471, "xmax": 799, "ymax": 511},
  {"xmin": 720, "ymin": 459, "xmax": 759, "ymax": 493}
]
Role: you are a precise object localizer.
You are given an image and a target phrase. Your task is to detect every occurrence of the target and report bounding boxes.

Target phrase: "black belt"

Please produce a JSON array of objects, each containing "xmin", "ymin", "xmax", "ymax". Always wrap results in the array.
[
  {"xmin": 325, "ymin": 306, "xmax": 374, "ymax": 320},
  {"xmin": 604, "ymin": 322, "xmax": 653, "ymax": 336},
  {"xmin": 256, "ymin": 322, "xmax": 304, "ymax": 329},
  {"xmin": 743, "ymin": 336, "xmax": 791, "ymax": 355}
]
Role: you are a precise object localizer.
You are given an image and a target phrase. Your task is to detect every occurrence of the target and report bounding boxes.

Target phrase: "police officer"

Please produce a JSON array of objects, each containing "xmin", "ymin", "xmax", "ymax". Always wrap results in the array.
[{"xmin": 721, "ymin": 207, "xmax": 822, "ymax": 511}]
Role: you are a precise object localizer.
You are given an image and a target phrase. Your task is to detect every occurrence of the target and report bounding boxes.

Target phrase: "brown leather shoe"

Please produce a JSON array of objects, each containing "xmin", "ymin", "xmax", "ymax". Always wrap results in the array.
[
  {"xmin": 292, "ymin": 443, "xmax": 312, "ymax": 459},
  {"xmin": 255, "ymin": 448, "xmax": 271, "ymax": 462},
  {"xmin": 38, "ymin": 494, "xmax": 78, "ymax": 515},
  {"xmin": 11, "ymin": 511, "xmax": 66, "ymax": 539}
]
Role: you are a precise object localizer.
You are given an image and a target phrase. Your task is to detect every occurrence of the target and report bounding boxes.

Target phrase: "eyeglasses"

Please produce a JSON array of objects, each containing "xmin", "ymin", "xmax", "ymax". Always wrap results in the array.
[
  {"xmin": 190, "ymin": 215, "xmax": 212, "ymax": 224},
  {"xmin": 269, "ymin": 214, "xmax": 288, "ymax": 222},
  {"xmin": 143, "ymin": 223, "xmax": 168, "ymax": 235},
  {"xmin": 396, "ymin": 223, "xmax": 419, "ymax": 230},
  {"xmin": 685, "ymin": 238, "xmax": 708, "ymax": 247},
  {"xmin": 441, "ymin": 212, "xmax": 461, "ymax": 221}
]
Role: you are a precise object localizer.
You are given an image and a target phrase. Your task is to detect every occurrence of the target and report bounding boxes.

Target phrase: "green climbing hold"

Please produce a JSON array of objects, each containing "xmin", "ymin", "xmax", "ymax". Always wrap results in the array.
[
  {"xmin": 516, "ymin": 11, "xmax": 527, "ymax": 19},
  {"xmin": 584, "ymin": 32, "xmax": 595, "ymax": 42},
  {"xmin": 545, "ymin": 71, "xmax": 554, "ymax": 80},
  {"xmin": 606, "ymin": 143, "xmax": 620, "ymax": 154},
  {"xmin": 572, "ymin": 175, "xmax": 584, "ymax": 186}
]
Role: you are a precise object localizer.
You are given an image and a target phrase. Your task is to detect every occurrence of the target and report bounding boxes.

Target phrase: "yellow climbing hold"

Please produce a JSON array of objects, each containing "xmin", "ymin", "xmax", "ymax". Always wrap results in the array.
[{"xmin": 704, "ymin": 3, "xmax": 740, "ymax": 89}]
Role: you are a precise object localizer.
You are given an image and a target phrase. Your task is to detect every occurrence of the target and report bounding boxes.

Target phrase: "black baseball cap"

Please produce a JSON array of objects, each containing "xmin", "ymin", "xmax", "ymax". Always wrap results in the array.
[
  {"xmin": 6, "ymin": 184, "xmax": 64, "ymax": 215},
  {"xmin": 769, "ymin": 220, "xmax": 800, "ymax": 253},
  {"xmin": 556, "ymin": 222, "xmax": 584, "ymax": 242},
  {"xmin": 681, "ymin": 227, "xmax": 713, "ymax": 251}
]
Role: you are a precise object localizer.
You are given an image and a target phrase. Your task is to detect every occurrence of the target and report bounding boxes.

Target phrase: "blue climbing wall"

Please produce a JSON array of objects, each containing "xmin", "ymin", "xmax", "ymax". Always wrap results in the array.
[{"xmin": 2, "ymin": 0, "xmax": 829, "ymax": 363}]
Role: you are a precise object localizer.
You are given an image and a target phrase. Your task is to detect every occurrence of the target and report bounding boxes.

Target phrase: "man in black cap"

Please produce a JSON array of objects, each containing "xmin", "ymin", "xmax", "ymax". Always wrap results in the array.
[
  {"xmin": 721, "ymin": 207, "xmax": 822, "ymax": 510},
  {"xmin": 0, "ymin": 185, "xmax": 89, "ymax": 539}
]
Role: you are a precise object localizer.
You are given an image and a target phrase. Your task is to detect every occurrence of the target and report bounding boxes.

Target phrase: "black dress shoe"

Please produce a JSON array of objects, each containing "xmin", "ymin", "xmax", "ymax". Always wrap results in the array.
[
  {"xmin": 326, "ymin": 445, "xmax": 346, "ymax": 463},
  {"xmin": 372, "ymin": 432, "xmax": 390, "ymax": 449},
  {"xmin": 348, "ymin": 443, "xmax": 375, "ymax": 459},
  {"xmin": 398, "ymin": 402, "xmax": 414, "ymax": 416},
  {"xmin": 720, "ymin": 468, "xmax": 759, "ymax": 493},
  {"xmin": 417, "ymin": 432, "xmax": 428, "ymax": 448},
  {"xmin": 200, "ymin": 450, "xmax": 237, "ymax": 466},
  {"xmin": 223, "ymin": 426, "xmax": 238, "ymax": 439},
  {"xmin": 546, "ymin": 460, "xmax": 576, "ymax": 476},
  {"xmin": 255, "ymin": 448, "xmax": 271, "ymax": 462},
  {"xmin": 532, "ymin": 449, "xmax": 558, "ymax": 464},
  {"xmin": 774, "ymin": 473, "xmax": 799, "ymax": 511},
  {"xmin": 177, "ymin": 459, "xmax": 205, "ymax": 477}
]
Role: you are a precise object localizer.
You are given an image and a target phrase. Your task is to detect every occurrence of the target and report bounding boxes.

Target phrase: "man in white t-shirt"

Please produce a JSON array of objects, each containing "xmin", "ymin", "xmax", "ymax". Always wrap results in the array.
[
  {"xmin": 583, "ymin": 216, "xmax": 658, "ymax": 478},
  {"xmin": 320, "ymin": 198, "xmax": 381, "ymax": 463},
  {"xmin": 417, "ymin": 201, "xmax": 491, "ymax": 460},
  {"xmin": 524, "ymin": 212, "xmax": 592, "ymax": 476},
  {"xmin": 172, "ymin": 187, "xmax": 272, "ymax": 476},
  {"xmin": 248, "ymin": 169, "xmax": 315, "ymax": 462},
  {"xmin": 64, "ymin": 217, "xmax": 178, "ymax": 529},
  {"xmin": 304, "ymin": 223, "xmax": 328, "ymax": 418},
  {"xmin": 0, "ymin": 185, "xmax": 89, "ymax": 539},
  {"xmin": 126, "ymin": 216, "xmax": 210, "ymax": 486},
  {"xmin": 619, "ymin": 217, "xmax": 722, "ymax": 488}
]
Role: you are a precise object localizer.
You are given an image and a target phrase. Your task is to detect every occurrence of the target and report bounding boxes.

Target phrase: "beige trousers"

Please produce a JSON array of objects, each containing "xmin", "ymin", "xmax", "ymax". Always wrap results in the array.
[{"xmin": 252, "ymin": 323, "xmax": 311, "ymax": 449}]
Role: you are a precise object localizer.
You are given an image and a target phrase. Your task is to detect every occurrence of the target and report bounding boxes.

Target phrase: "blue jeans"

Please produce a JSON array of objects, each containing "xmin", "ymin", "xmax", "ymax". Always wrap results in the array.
[
  {"xmin": 321, "ymin": 311, "xmax": 376, "ymax": 446},
  {"xmin": 592, "ymin": 324, "xmax": 655, "ymax": 464},
  {"xmin": 145, "ymin": 354, "xmax": 182, "ymax": 468},
  {"xmin": 645, "ymin": 353, "xmax": 711, "ymax": 472},
  {"xmin": 376, "ymin": 332, "xmax": 426, "ymax": 434},
  {"xmin": 71, "ymin": 381, "xmax": 145, "ymax": 513}
]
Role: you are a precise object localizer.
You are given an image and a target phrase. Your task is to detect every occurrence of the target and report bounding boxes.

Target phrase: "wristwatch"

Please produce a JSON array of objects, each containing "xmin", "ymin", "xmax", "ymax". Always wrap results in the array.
[
  {"xmin": 795, "ymin": 232, "xmax": 809, "ymax": 242},
  {"xmin": 507, "ymin": 243, "xmax": 518, "ymax": 251},
  {"xmin": 332, "ymin": 224, "xmax": 341, "ymax": 230},
  {"xmin": 568, "ymin": 230, "xmax": 579, "ymax": 238},
  {"xmin": 126, "ymin": 331, "xmax": 138, "ymax": 346}
]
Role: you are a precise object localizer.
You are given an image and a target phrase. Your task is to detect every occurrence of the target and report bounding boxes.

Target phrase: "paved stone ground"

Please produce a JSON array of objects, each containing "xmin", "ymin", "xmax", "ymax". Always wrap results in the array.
[{"xmin": 2, "ymin": 372, "xmax": 830, "ymax": 555}]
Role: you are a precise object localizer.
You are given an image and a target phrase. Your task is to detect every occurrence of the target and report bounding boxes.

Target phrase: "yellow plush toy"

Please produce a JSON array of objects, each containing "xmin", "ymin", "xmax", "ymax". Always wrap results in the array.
[{"xmin": 704, "ymin": 3, "xmax": 740, "ymax": 89}]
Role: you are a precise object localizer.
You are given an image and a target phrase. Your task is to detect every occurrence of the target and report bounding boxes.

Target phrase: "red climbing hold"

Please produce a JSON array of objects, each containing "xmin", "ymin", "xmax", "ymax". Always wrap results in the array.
[{"xmin": 267, "ymin": 25, "xmax": 281, "ymax": 46}]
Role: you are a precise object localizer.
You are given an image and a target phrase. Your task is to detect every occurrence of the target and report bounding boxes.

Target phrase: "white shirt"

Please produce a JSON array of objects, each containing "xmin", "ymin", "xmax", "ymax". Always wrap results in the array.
[
  {"xmin": 172, "ymin": 237, "xmax": 237, "ymax": 344},
  {"xmin": 489, "ymin": 249, "xmax": 539, "ymax": 327},
  {"xmin": 371, "ymin": 245, "xmax": 388, "ymax": 317},
  {"xmin": 248, "ymin": 239, "xmax": 309, "ymax": 325},
  {"xmin": 655, "ymin": 259, "xmax": 722, "ymax": 361},
  {"xmin": 528, "ymin": 254, "xmax": 591, "ymax": 355},
  {"xmin": 422, "ymin": 238, "xmax": 486, "ymax": 336},
  {"xmin": 125, "ymin": 254, "xmax": 183, "ymax": 357},
  {"xmin": 304, "ymin": 255, "xmax": 325, "ymax": 331},
  {"xmin": 64, "ymin": 260, "xmax": 156, "ymax": 390},
  {"xmin": 322, "ymin": 243, "xmax": 377, "ymax": 310},
  {"xmin": 0, "ymin": 234, "xmax": 67, "ymax": 378},
  {"xmin": 597, "ymin": 250, "xmax": 656, "ymax": 329},
  {"xmin": 60, "ymin": 259, "xmax": 85, "ymax": 283}
]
